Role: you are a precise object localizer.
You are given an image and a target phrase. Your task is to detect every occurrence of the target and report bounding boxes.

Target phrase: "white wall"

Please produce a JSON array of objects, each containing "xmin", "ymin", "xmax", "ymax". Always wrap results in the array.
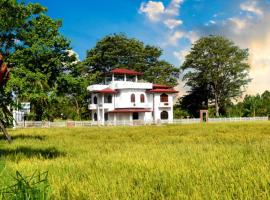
[
  {"xmin": 88, "ymin": 85, "xmax": 175, "ymax": 122},
  {"xmin": 115, "ymin": 89, "xmax": 152, "ymax": 109}
]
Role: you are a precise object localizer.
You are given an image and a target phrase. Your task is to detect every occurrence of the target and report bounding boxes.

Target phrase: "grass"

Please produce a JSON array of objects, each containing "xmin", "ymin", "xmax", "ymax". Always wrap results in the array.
[{"xmin": 0, "ymin": 122, "xmax": 270, "ymax": 199}]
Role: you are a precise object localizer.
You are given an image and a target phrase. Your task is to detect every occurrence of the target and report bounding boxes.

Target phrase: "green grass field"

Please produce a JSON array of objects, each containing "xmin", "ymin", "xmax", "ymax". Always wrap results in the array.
[{"xmin": 1, "ymin": 122, "xmax": 270, "ymax": 199}]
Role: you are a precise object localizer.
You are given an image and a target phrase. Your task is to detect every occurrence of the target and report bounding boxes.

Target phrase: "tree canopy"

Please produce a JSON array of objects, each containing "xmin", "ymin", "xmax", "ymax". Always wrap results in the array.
[
  {"xmin": 1, "ymin": 0, "xmax": 77, "ymax": 120},
  {"xmin": 84, "ymin": 34, "xmax": 180, "ymax": 86},
  {"xmin": 181, "ymin": 35, "xmax": 251, "ymax": 117}
]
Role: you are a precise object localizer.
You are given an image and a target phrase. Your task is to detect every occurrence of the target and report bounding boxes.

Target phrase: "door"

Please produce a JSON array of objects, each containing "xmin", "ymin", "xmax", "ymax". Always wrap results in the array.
[{"xmin": 132, "ymin": 112, "xmax": 139, "ymax": 120}]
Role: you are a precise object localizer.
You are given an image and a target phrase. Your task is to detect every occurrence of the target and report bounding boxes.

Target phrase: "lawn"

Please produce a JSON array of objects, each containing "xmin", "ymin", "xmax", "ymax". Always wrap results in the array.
[{"xmin": 0, "ymin": 122, "xmax": 270, "ymax": 199}]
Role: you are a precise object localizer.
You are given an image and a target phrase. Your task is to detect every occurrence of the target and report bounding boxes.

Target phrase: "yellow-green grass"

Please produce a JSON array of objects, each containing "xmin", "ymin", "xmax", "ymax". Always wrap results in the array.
[{"xmin": 1, "ymin": 122, "xmax": 270, "ymax": 199}]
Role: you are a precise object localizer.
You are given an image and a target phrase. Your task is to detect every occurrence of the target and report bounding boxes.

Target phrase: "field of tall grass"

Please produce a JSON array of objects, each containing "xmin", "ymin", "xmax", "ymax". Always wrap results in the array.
[{"xmin": 1, "ymin": 122, "xmax": 270, "ymax": 199}]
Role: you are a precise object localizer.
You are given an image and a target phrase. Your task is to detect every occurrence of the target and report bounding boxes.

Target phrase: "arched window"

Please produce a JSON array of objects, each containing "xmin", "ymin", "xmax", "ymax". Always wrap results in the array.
[
  {"xmin": 93, "ymin": 96, "xmax": 98, "ymax": 104},
  {"xmin": 160, "ymin": 93, "xmax": 168, "ymax": 103},
  {"xmin": 107, "ymin": 95, "xmax": 112, "ymax": 103},
  {"xmin": 131, "ymin": 94, "xmax": 135, "ymax": 103},
  {"xmin": 94, "ymin": 113, "xmax": 98, "ymax": 121},
  {"xmin": 140, "ymin": 94, "xmax": 145, "ymax": 103},
  {"xmin": 160, "ymin": 111, "xmax": 169, "ymax": 120}
]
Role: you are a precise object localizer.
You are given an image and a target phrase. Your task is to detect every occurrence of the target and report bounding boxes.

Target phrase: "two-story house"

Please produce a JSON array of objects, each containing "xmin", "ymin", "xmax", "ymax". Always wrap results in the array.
[{"xmin": 87, "ymin": 68, "xmax": 178, "ymax": 124}]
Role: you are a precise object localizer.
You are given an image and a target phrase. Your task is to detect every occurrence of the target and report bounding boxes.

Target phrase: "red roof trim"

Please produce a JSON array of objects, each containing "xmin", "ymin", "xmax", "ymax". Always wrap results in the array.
[
  {"xmin": 94, "ymin": 88, "xmax": 117, "ymax": 94},
  {"xmin": 153, "ymin": 84, "xmax": 172, "ymax": 89},
  {"xmin": 147, "ymin": 89, "xmax": 178, "ymax": 93},
  {"xmin": 108, "ymin": 108, "xmax": 152, "ymax": 113},
  {"xmin": 110, "ymin": 68, "xmax": 143, "ymax": 76}
]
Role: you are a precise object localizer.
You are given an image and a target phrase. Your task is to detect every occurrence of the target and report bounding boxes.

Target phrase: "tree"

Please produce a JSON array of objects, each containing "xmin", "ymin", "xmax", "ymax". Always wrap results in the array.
[
  {"xmin": 57, "ymin": 62, "xmax": 101, "ymax": 120},
  {"xmin": 181, "ymin": 35, "xmax": 251, "ymax": 116},
  {"xmin": 84, "ymin": 34, "xmax": 179, "ymax": 86},
  {"xmin": 0, "ymin": 54, "xmax": 12, "ymax": 142},
  {"xmin": 1, "ymin": 1, "xmax": 76, "ymax": 120}
]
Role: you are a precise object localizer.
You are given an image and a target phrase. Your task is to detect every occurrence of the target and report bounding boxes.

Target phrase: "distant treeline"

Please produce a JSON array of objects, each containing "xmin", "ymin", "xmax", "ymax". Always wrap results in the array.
[{"xmin": 174, "ymin": 90, "xmax": 270, "ymax": 118}]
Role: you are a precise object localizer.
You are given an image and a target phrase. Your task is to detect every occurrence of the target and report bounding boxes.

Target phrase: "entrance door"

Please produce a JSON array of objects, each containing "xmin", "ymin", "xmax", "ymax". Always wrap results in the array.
[{"xmin": 132, "ymin": 112, "xmax": 139, "ymax": 120}]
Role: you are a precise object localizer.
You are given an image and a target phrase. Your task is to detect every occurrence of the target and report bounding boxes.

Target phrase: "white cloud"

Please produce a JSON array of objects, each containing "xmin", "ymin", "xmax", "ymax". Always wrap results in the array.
[
  {"xmin": 139, "ymin": 1, "xmax": 165, "ymax": 22},
  {"xmin": 228, "ymin": 17, "xmax": 247, "ymax": 33},
  {"xmin": 166, "ymin": 0, "xmax": 184, "ymax": 17},
  {"xmin": 164, "ymin": 19, "xmax": 183, "ymax": 29},
  {"xmin": 173, "ymin": 49, "xmax": 189, "ymax": 64},
  {"xmin": 240, "ymin": 0, "xmax": 263, "ymax": 17},
  {"xmin": 139, "ymin": 0, "xmax": 184, "ymax": 29},
  {"xmin": 168, "ymin": 31, "xmax": 184, "ymax": 45}
]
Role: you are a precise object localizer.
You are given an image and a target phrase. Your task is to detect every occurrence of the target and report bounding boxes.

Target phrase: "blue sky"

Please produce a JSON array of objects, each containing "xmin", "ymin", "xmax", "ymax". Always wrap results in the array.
[
  {"xmin": 25, "ymin": 0, "xmax": 242, "ymax": 62},
  {"xmin": 25, "ymin": 0, "xmax": 270, "ymax": 94}
]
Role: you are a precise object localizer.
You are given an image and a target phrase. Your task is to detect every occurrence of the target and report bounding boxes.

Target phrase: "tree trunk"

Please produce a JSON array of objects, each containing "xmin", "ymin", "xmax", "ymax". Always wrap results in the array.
[
  {"xmin": 0, "ymin": 120, "xmax": 12, "ymax": 143},
  {"xmin": 74, "ymin": 98, "xmax": 81, "ymax": 121}
]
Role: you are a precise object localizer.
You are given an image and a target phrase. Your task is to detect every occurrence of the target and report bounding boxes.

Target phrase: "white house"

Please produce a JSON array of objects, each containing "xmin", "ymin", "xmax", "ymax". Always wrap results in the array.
[{"xmin": 87, "ymin": 68, "xmax": 178, "ymax": 124}]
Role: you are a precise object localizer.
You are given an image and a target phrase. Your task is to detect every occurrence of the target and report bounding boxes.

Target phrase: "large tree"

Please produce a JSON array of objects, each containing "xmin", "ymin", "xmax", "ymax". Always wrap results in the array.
[
  {"xmin": 1, "ymin": 0, "xmax": 76, "ymax": 120},
  {"xmin": 181, "ymin": 35, "xmax": 251, "ymax": 117},
  {"xmin": 84, "ymin": 34, "xmax": 179, "ymax": 86}
]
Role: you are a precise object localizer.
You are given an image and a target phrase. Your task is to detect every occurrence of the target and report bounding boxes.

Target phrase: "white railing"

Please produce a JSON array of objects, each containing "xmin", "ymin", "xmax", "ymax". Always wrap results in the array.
[
  {"xmin": 14, "ymin": 117, "xmax": 268, "ymax": 129},
  {"xmin": 208, "ymin": 117, "xmax": 268, "ymax": 123}
]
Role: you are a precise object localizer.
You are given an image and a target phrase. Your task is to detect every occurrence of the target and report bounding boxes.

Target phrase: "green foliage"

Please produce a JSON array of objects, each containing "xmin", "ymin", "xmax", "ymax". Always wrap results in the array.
[
  {"xmin": 1, "ymin": 123, "xmax": 270, "ymax": 199},
  {"xmin": 0, "ymin": 0, "xmax": 78, "ymax": 121},
  {"xmin": 84, "ymin": 33, "xmax": 180, "ymax": 86},
  {"xmin": 181, "ymin": 35, "xmax": 251, "ymax": 116},
  {"xmin": 1, "ymin": 171, "xmax": 50, "ymax": 200},
  {"xmin": 228, "ymin": 91, "xmax": 270, "ymax": 117}
]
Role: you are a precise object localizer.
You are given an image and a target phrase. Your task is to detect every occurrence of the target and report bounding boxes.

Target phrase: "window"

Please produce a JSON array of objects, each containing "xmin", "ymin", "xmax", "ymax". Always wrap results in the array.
[
  {"xmin": 93, "ymin": 96, "xmax": 98, "ymax": 104},
  {"xmin": 114, "ymin": 75, "xmax": 124, "ymax": 81},
  {"xmin": 140, "ymin": 94, "xmax": 145, "ymax": 103},
  {"xmin": 106, "ymin": 95, "xmax": 112, "ymax": 103},
  {"xmin": 160, "ymin": 93, "xmax": 168, "ymax": 103},
  {"xmin": 131, "ymin": 94, "xmax": 135, "ymax": 103},
  {"xmin": 160, "ymin": 111, "xmax": 169, "ymax": 120},
  {"xmin": 126, "ymin": 75, "xmax": 136, "ymax": 82},
  {"xmin": 94, "ymin": 113, "xmax": 98, "ymax": 121}
]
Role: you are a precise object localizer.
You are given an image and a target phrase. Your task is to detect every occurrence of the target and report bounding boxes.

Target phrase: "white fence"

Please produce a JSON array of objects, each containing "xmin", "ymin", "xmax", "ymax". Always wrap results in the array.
[{"xmin": 14, "ymin": 117, "xmax": 268, "ymax": 129}]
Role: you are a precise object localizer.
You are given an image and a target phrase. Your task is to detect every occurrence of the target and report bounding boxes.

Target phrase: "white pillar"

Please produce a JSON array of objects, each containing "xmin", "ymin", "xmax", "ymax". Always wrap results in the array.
[
  {"xmin": 130, "ymin": 113, "xmax": 133, "ymax": 126},
  {"xmin": 124, "ymin": 74, "xmax": 127, "ymax": 81},
  {"xmin": 114, "ymin": 113, "xmax": 117, "ymax": 126},
  {"xmin": 112, "ymin": 74, "xmax": 115, "ymax": 82},
  {"xmin": 102, "ymin": 94, "xmax": 105, "ymax": 125},
  {"xmin": 135, "ymin": 75, "xmax": 138, "ymax": 82}
]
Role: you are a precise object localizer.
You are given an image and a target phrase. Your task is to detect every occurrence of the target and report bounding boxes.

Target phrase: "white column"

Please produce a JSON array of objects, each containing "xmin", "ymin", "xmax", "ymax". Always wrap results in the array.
[
  {"xmin": 114, "ymin": 113, "xmax": 117, "ymax": 126},
  {"xmin": 130, "ymin": 113, "xmax": 133, "ymax": 125},
  {"xmin": 112, "ymin": 74, "xmax": 115, "ymax": 82},
  {"xmin": 124, "ymin": 74, "xmax": 127, "ymax": 81},
  {"xmin": 102, "ymin": 94, "xmax": 105, "ymax": 125},
  {"xmin": 135, "ymin": 75, "xmax": 138, "ymax": 82}
]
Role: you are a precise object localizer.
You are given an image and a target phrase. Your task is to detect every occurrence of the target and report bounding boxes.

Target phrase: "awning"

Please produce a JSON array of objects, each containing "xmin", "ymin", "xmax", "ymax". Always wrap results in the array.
[
  {"xmin": 93, "ymin": 88, "xmax": 117, "ymax": 94},
  {"xmin": 147, "ymin": 89, "xmax": 178, "ymax": 93}
]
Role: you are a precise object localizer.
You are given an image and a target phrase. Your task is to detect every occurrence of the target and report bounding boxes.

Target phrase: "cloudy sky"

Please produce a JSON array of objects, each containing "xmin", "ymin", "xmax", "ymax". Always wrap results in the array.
[{"xmin": 26, "ymin": 0, "xmax": 270, "ymax": 95}]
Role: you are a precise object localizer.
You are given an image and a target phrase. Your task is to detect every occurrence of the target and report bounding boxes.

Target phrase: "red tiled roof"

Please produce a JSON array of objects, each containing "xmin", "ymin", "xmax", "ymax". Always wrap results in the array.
[
  {"xmin": 153, "ymin": 84, "xmax": 172, "ymax": 89},
  {"xmin": 110, "ymin": 68, "xmax": 143, "ymax": 76},
  {"xmin": 108, "ymin": 108, "xmax": 152, "ymax": 113},
  {"xmin": 94, "ymin": 88, "xmax": 117, "ymax": 94},
  {"xmin": 147, "ymin": 89, "xmax": 178, "ymax": 93}
]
